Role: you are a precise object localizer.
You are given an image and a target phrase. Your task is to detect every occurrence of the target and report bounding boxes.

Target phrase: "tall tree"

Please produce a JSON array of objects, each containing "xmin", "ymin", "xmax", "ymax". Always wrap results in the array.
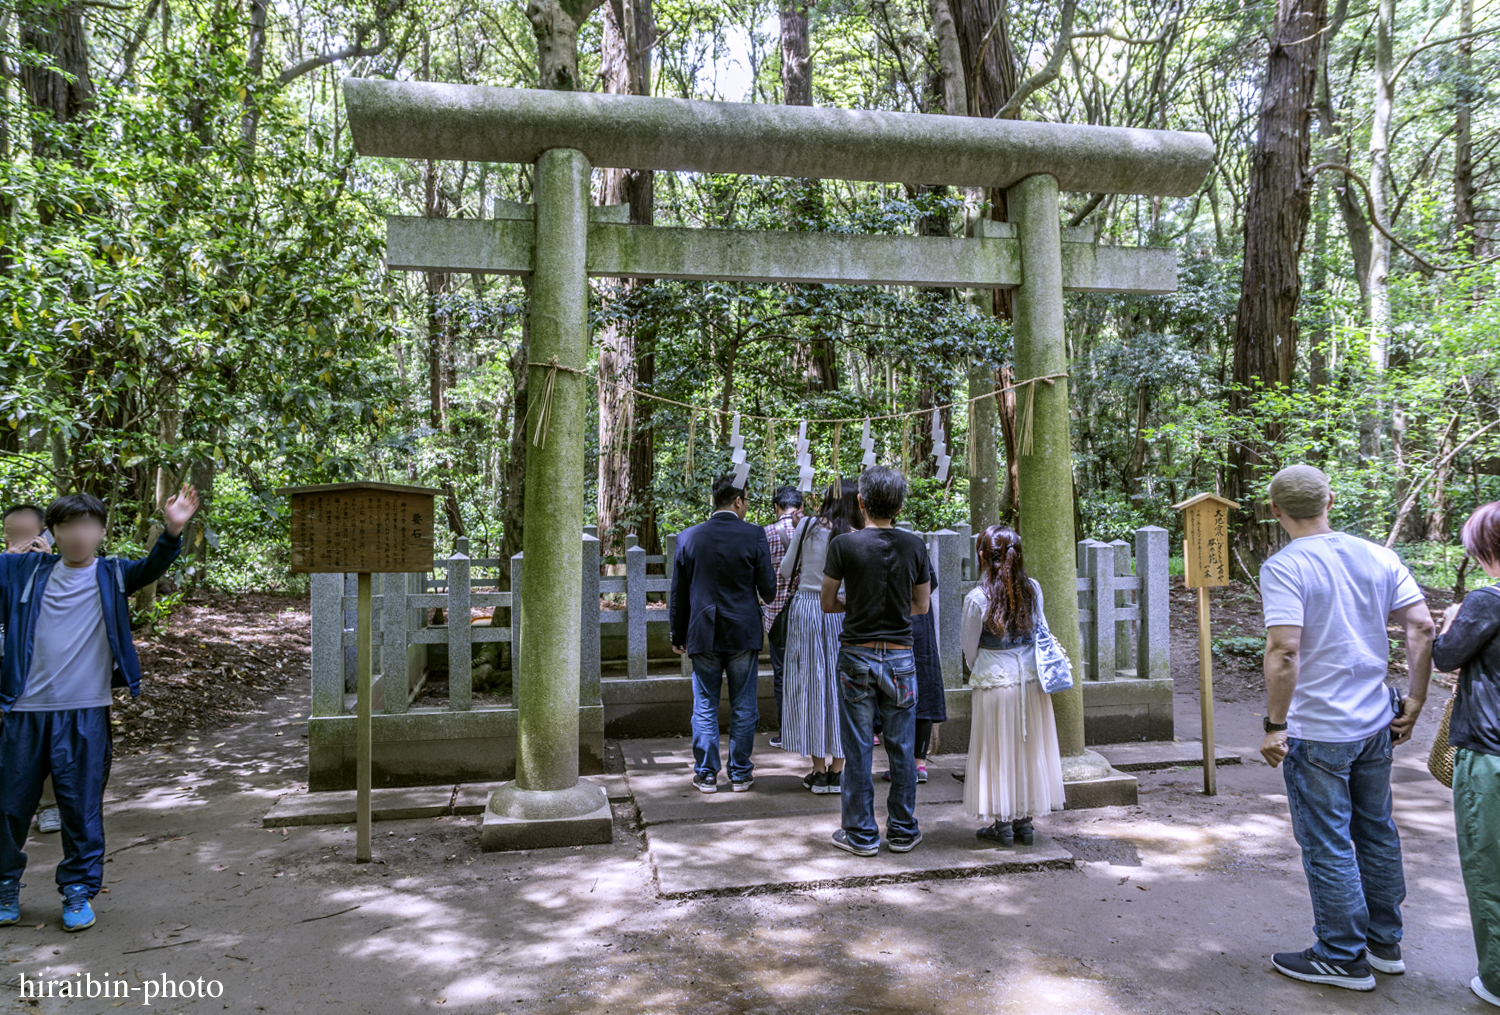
[
  {"xmin": 1454, "ymin": 0, "xmax": 1477, "ymax": 257},
  {"xmin": 503, "ymin": 0, "xmax": 605, "ymax": 568},
  {"xmin": 780, "ymin": 0, "xmax": 835, "ymax": 392},
  {"xmin": 596, "ymin": 0, "xmax": 658, "ymax": 555},
  {"xmin": 526, "ymin": 0, "xmax": 605, "ymax": 91},
  {"xmin": 1228, "ymin": 0, "xmax": 1328, "ymax": 561}
]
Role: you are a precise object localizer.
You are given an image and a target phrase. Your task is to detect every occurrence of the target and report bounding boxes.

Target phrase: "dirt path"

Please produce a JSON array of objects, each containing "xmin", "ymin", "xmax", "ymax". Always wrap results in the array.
[{"xmin": 0, "ymin": 593, "xmax": 1487, "ymax": 1015}]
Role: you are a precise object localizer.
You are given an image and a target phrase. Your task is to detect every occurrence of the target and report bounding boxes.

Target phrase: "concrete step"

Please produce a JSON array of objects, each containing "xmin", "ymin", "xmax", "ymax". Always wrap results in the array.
[
  {"xmin": 1096, "ymin": 740, "xmax": 1242, "ymax": 772},
  {"xmin": 262, "ymin": 774, "xmax": 631, "ymax": 827}
]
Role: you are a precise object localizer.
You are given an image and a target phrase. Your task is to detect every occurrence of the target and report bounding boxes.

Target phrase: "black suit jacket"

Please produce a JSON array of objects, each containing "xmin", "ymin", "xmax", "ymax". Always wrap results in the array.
[{"xmin": 670, "ymin": 511, "xmax": 777, "ymax": 655}]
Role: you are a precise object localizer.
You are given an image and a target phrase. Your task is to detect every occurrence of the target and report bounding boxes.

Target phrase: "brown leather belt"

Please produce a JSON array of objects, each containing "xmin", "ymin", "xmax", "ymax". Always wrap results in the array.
[{"xmin": 853, "ymin": 640, "xmax": 910, "ymax": 650}]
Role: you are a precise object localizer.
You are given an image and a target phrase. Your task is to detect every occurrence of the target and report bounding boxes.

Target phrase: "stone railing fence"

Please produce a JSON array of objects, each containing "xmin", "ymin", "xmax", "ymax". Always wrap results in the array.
[{"xmin": 308, "ymin": 525, "xmax": 1169, "ymax": 720}]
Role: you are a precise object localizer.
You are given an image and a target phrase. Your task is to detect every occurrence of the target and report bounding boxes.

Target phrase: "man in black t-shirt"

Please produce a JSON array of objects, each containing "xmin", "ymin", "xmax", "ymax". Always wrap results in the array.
[{"xmin": 820, "ymin": 466, "xmax": 930, "ymax": 856}]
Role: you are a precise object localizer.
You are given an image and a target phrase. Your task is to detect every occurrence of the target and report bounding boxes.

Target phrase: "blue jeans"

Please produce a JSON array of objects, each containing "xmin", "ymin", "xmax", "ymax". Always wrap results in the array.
[
  {"xmin": 0, "ymin": 707, "xmax": 114, "ymax": 897},
  {"xmin": 690, "ymin": 650, "xmax": 759, "ymax": 782},
  {"xmin": 836, "ymin": 645, "xmax": 918, "ymax": 849},
  {"xmin": 1282, "ymin": 730, "xmax": 1406, "ymax": 962}
]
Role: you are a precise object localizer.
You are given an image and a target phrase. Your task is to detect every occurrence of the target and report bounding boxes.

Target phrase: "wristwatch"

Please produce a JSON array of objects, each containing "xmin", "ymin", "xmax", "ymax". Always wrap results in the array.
[{"xmin": 1264, "ymin": 717, "xmax": 1288, "ymax": 733}]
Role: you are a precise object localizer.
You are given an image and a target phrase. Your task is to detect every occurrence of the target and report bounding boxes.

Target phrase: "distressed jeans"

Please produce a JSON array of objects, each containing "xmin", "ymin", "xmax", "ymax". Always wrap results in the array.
[
  {"xmin": 1282, "ymin": 730, "xmax": 1406, "ymax": 963},
  {"xmin": 836, "ymin": 645, "xmax": 919, "ymax": 850}
]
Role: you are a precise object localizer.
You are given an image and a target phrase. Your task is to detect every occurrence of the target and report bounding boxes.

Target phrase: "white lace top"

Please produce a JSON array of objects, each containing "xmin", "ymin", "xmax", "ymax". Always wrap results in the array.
[{"xmin": 961, "ymin": 583, "xmax": 1044, "ymax": 689}]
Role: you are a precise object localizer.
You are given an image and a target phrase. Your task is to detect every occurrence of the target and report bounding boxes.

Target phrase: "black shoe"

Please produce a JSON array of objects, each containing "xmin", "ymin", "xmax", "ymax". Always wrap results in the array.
[
  {"xmin": 769, "ymin": 735, "xmax": 782, "ymax": 748},
  {"xmin": 976, "ymin": 821, "xmax": 1014, "ymax": 846},
  {"xmin": 887, "ymin": 830, "xmax": 922, "ymax": 853},
  {"xmin": 731, "ymin": 777, "xmax": 754, "ymax": 792},
  {"xmin": 803, "ymin": 770, "xmax": 822, "ymax": 791},
  {"xmin": 831, "ymin": 830, "xmax": 879, "ymax": 856},
  {"xmin": 692, "ymin": 772, "xmax": 717, "ymax": 793},
  {"xmin": 813, "ymin": 771, "xmax": 841, "ymax": 795},
  {"xmin": 1272, "ymin": 949, "xmax": 1376, "ymax": 991},
  {"xmin": 1364, "ymin": 941, "xmax": 1404, "ymax": 974},
  {"xmin": 1012, "ymin": 818, "xmax": 1035, "ymax": 845}
]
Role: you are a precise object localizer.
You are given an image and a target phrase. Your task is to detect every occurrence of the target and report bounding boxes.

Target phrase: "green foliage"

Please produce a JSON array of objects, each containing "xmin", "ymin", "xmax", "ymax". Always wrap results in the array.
[{"xmin": 1213, "ymin": 635, "xmax": 1264, "ymax": 660}]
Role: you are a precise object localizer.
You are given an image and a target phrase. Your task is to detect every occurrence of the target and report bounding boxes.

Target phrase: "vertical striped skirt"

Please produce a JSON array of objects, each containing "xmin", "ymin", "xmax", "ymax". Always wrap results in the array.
[{"xmin": 779, "ymin": 589, "xmax": 845, "ymax": 759}]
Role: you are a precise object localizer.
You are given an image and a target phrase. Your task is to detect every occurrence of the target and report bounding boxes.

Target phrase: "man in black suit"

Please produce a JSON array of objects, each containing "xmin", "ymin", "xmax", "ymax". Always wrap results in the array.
[{"xmin": 670, "ymin": 475, "xmax": 777, "ymax": 793}]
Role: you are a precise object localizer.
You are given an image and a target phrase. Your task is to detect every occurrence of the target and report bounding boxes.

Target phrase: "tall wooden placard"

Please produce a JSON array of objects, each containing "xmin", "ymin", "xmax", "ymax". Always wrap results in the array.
[
  {"xmin": 279, "ymin": 482, "xmax": 442, "ymax": 861},
  {"xmin": 1173, "ymin": 492, "xmax": 1236, "ymax": 796}
]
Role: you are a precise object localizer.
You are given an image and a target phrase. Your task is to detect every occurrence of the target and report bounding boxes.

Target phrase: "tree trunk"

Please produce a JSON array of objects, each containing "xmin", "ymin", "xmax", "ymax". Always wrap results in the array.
[
  {"xmin": 1425, "ymin": 412, "xmax": 1461, "ymax": 541},
  {"xmin": 779, "ymin": 0, "xmax": 831, "ymax": 391},
  {"xmin": 525, "ymin": 0, "xmax": 604, "ymax": 91},
  {"xmin": 506, "ymin": 0, "xmax": 603, "ymax": 564},
  {"xmin": 240, "ymin": 0, "xmax": 267, "ymax": 162},
  {"xmin": 1454, "ymin": 0, "xmax": 1477, "ymax": 256},
  {"xmin": 19, "ymin": 0, "xmax": 93, "ymax": 154},
  {"xmin": 1368, "ymin": 0, "xmax": 1393, "ymax": 379},
  {"xmin": 1227, "ymin": 0, "xmax": 1327, "ymax": 564},
  {"xmin": 0, "ymin": 8, "xmax": 12, "ymax": 278},
  {"xmin": 596, "ymin": 0, "xmax": 657, "ymax": 557},
  {"xmin": 942, "ymin": 0, "xmax": 1015, "ymax": 525}
]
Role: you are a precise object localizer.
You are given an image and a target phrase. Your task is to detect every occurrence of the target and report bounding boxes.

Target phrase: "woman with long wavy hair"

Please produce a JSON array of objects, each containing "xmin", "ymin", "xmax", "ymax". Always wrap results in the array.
[
  {"xmin": 776, "ymin": 479, "xmax": 863, "ymax": 792},
  {"xmin": 961, "ymin": 525, "xmax": 1065, "ymax": 844}
]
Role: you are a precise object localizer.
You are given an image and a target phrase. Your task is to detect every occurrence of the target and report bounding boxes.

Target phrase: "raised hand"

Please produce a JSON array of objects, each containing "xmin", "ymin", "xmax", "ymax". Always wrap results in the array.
[{"xmin": 163, "ymin": 482, "xmax": 201, "ymax": 536}]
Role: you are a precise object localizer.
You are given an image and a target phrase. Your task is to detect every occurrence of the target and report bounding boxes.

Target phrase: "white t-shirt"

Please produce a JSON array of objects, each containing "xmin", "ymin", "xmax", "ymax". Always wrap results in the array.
[
  {"xmin": 14, "ymin": 559, "xmax": 114, "ymax": 711},
  {"xmin": 1260, "ymin": 532, "xmax": 1424, "ymax": 743}
]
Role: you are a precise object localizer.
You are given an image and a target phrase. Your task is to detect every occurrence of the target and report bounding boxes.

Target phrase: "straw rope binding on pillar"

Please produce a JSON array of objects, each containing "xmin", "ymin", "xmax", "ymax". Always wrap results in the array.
[
  {"xmin": 526, "ymin": 355, "xmax": 590, "ymax": 449},
  {"xmin": 1016, "ymin": 374, "xmax": 1057, "ymax": 457}
]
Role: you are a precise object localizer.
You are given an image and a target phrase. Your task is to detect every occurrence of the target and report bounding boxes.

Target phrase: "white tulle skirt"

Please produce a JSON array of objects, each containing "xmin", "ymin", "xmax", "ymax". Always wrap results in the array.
[{"xmin": 963, "ymin": 646, "xmax": 1066, "ymax": 822}]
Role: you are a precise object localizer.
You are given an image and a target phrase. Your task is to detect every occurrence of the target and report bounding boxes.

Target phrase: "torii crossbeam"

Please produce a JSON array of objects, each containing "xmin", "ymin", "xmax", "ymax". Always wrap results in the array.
[{"xmin": 344, "ymin": 78, "xmax": 1214, "ymax": 851}]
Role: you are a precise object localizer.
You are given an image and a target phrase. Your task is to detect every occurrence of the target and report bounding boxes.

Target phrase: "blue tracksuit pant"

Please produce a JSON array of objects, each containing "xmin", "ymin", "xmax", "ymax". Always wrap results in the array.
[{"xmin": 0, "ymin": 707, "xmax": 113, "ymax": 897}]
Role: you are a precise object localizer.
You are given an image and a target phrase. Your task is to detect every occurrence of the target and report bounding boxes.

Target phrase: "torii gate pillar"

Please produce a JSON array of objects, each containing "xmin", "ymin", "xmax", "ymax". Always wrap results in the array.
[
  {"xmin": 1009, "ymin": 173, "xmax": 1112, "ymax": 784},
  {"xmin": 482, "ymin": 148, "xmax": 612, "ymax": 851}
]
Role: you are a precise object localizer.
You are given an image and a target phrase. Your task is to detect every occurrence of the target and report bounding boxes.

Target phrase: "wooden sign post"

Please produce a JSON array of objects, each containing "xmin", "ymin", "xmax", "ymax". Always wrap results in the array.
[
  {"xmin": 279, "ymin": 481, "xmax": 441, "ymax": 861},
  {"xmin": 1173, "ymin": 492, "xmax": 1237, "ymax": 796}
]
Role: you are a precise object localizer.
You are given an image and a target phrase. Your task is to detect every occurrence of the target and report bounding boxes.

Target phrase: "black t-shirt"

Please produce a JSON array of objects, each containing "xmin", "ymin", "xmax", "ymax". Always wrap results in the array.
[{"xmin": 823, "ymin": 526, "xmax": 931, "ymax": 645}]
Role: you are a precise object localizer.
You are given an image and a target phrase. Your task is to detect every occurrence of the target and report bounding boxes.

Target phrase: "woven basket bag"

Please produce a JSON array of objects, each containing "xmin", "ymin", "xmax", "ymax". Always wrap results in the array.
[{"xmin": 1428, "ymin": 693, "xmax": 1457, "ymax": 789}]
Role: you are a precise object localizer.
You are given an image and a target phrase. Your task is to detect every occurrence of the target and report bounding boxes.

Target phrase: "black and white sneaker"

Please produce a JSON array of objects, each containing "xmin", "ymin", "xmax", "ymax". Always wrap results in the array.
[
  {"xmin": 803, "ymin": 771, "xmax": 822, "ymax": 791},
  {"xmin": 769, "ymin": 735, "xmax": 782, "ymax": 748},
  {"xmin": 831, "ymin": 830, "xmax": 879, "ymax": 856},
  {"xmin": 814, "ymin": 771, "xmax": 841, "ymax": 795},
  {"xmin": 1271, "ymin": 949, "xmax": 1376, "ymax": 991},
  {"xmin": 692, "ymin": 772, "xmax": 717, "ymax": 793},
  {"xmin": 887, "ymin": 830, "xmax": 923, "ymax": 853},
  {"xmin": 731, "ymin": 777, "xmax": 754, "ymax": 792},
  {"xmin": 1364, "ymin": 941, "xmax": 1405, "ymax": 975}
]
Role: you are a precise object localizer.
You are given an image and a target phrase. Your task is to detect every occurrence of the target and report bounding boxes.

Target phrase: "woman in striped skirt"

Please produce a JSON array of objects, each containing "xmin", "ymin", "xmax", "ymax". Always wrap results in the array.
[{"xmin": 778, "ymin": 479, "xmax": 863, "ymax": 794}]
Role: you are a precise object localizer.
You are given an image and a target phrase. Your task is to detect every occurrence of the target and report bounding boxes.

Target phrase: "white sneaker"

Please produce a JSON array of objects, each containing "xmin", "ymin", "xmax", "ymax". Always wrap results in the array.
[
  {"xmin": 36, "ymin": 807, "xmax": 61, "ymax": 834},
  {"xmin": 1474, "ymin": 976, "xmax": 1500, "ymax": 1008}
]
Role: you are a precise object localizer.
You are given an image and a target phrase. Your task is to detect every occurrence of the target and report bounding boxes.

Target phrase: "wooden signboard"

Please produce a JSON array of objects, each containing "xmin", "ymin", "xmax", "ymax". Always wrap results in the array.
[
  {"xmin": 1173, "ymin": 492, "xmax": 1238, "ymax": 797},
  {"xmin": 280, "ymin": 482, "xmax": 440, "ymax": 574},
  {"xmin": 277, "ymin": 481, "xmax": 442, "ymax": 863},
  {"xmin": 1177, "ymin": 492, "xmax": 1234, "ymax": 588}
]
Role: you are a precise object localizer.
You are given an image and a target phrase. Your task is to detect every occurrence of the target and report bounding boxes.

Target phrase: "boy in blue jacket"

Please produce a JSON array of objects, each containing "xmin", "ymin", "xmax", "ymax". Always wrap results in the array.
[{"xmin": 0, "ymin": 484, "xmax": 199, "ymax": 932}]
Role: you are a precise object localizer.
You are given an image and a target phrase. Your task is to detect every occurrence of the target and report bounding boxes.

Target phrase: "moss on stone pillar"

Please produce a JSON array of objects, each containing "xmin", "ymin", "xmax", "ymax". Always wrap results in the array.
[
  {"xmin": 1008, "ymin": 173, "xmax": 1085, "ymax": 760},
  {"xmin": 517, "ymin": 147, "xmax": 591, "ymax": 791}
]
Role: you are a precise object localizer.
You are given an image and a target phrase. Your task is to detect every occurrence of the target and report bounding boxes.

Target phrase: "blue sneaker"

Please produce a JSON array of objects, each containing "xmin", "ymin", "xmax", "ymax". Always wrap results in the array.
[
  {"xmin": 0, "ymin": 879, "xmax": 20, "ymax": 925},
  {"xmin": 61, "ymin": 885, "xmax": 95, "ymax": 932}
]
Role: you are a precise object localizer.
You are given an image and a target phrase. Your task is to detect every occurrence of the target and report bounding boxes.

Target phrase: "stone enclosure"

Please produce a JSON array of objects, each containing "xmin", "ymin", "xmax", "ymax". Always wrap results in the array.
[{"xmin": 306, "ymin": 525, "xmax": 1172, "ymax": 791}]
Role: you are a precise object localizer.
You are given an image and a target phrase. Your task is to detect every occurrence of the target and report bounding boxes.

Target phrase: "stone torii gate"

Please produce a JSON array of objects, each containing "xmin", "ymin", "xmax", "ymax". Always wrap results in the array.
[{"xmin": 344, "ymin": 79, "xmax": 1214, "ymax": 850}]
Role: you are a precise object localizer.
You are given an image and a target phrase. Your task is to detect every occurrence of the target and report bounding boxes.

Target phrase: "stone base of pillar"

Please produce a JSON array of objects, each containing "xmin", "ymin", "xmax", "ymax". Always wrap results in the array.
[
  {"xmin": 1060, "ymin": 748, "xmax": 1139, "ymax": 810},
  {"xmin": 481, "ymin": 779, "xmax": 612, "ymax": 852}
]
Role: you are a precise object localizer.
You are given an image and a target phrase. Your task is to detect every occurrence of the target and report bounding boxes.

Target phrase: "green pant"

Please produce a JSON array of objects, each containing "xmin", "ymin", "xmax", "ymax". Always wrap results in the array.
[{"xmin": 1455, "ymin": 748, "xmax": 1500, "ymax": 995}]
